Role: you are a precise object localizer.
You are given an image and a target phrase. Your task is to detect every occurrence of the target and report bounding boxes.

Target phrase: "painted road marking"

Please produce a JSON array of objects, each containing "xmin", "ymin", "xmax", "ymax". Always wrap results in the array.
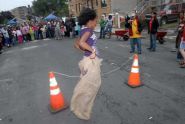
[
  {"xmin": 0, "ymin": 79, "xmax": 13, "ymax": 82},
  {"xmin": 22, "ymin": 46, "xmax": 38, "ymax": 50},
  {"xmin": 164, "ymin": 36, "xmax": 176, "ymax": 40},
  {"xmin": 119, "ymin": 44, "xmax": 129, "ymax": 48}
]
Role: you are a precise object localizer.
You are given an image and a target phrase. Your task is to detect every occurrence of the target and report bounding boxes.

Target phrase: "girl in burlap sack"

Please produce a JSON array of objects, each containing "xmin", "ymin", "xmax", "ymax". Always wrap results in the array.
[{"xmin": 71, "ymin": 8, "xmax": 102, "ymax": 120}]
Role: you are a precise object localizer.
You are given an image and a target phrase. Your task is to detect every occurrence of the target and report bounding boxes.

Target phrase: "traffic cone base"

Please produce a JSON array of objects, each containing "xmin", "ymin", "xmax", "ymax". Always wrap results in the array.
[
  {"xmin": 48, "ymin": 72, "xmax": 69, "ymax": 113},
  {"xmin": 125, "ymin": 81, "xmax": 144, "ymax": 88},
  {"xmin": 49, "ymin": 102, "xmax": 69, "ymax": 113}
]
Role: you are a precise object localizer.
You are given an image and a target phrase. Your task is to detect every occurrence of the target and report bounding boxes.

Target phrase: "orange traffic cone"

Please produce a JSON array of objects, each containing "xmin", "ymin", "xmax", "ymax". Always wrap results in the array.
[
  {"xmin": 49, "ymin": 72, "xmax": 68, "ymax": 113},
  {"xmin": 127, "ymin": 54, "xmax": 143, "ymax": 88}
]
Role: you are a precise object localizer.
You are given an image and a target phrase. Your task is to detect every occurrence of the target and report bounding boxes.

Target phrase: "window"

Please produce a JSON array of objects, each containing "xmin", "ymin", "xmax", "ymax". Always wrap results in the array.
[
  {"xmin": 101, "ymin": 0, "xmax": 107, "ymax": 7},
  {"xmin": 79, "ymin": 3, "xmax": 80, "ymax": 12},
  {"xmin": 163, "ymin": 5, "xmax": 170, "ymax": 11},
  {"xmin": 76, "ymin": 4, "xmax": 78, "ymax": 12},
  {"xmin": 87, "ymin": 0, "xmax": 89, "ymax": 7},
  {"xmin": 96, "ymin": 0, "xmax": 98, "ymax": 6},
  {"xmin": 170, "ymin": 5, "xmax": 177, "ymax": 11}
]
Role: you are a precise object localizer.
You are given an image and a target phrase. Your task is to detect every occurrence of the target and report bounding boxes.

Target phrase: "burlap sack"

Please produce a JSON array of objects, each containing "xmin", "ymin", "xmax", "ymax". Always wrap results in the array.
[{"xmin": 70, "ymin": 57, "xmax": 102, "ymax": 120}]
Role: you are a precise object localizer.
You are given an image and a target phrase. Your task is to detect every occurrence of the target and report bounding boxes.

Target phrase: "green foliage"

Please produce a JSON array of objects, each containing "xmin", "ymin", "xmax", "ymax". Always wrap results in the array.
[
  {"xmin": 32, "ymin": 0, "xmax": 69, "ymax": 17},
  {"xmin": 0, "ymin": 11, "xmax": 14, "ymax": 24}
]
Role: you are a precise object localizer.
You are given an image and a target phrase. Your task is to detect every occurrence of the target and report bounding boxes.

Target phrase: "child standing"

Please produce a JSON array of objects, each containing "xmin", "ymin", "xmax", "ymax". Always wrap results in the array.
[
  {"xmin": 16, "ymin": 27, "xmax": 23, "ymax": 44},
  {"xmin": 61, "ymin": 23, "xmax": 65, "ymax": 38},
  {"xmin": 12, "ymin": 27, "xmax": 17, "ymax": 45},
  {"xmin": 29, "ymin": 26, "xmax": 34, "ymax": 41}
]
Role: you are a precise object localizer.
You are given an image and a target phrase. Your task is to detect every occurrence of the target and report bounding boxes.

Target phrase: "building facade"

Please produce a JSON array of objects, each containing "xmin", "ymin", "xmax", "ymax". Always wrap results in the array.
[
  {"xmin": 68, "ymin": 0, "xmax": 140, "ymax": 17},
  {"xmin": 69, "ymin": 0, "xmax": 111, "ymax": 20},
  {"xmin": 111, "ymin": 0, "xmax": 138, "ymax": 15},
  {"xmin": 11, "ymin": 6, "xmax": 29, "ymax": 20}
]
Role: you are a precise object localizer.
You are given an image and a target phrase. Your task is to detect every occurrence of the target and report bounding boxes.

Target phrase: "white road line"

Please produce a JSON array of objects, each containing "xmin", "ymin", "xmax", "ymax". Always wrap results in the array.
[
  {"xmin": 164, "ymin": 36, "xmax": 176, "ymax": 40},
  {"xmin": 0, "ymin": 79, "xmax": 13, "ymax": 82},
  {"xmin": 22, "ymin": 46, "xmax": 38, "ymax": 50},
  {"xmin": 119, "ymin": 44, "xmax": 129, "ymax": 48}
]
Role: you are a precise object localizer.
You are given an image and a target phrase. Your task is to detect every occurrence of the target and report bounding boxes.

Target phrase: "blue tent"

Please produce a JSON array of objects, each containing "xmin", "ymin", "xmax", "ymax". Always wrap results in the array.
[
  {"xmin": 7, "ymin": 19, "xmax": 17, "ymax": 25},
  {"xmin": 44, "ymin": 14, "xmax": 58, "ymax": 20}
]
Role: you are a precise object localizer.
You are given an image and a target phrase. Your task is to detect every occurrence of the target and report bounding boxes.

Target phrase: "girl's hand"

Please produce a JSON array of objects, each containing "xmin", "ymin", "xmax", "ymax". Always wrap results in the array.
[{"xmin": 90, "ymin": 49, "xmax": 96, "ymax": 59}]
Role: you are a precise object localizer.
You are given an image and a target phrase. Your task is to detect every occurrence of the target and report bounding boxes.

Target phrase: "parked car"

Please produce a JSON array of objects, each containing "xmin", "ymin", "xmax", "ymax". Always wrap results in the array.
[
  {"xmin": 160, "ymin": 2, "xmax": 185, "ymax": 25},
  {"xmin": 145, "ymin": 2, "xmax": 185, "ymax": 25}
]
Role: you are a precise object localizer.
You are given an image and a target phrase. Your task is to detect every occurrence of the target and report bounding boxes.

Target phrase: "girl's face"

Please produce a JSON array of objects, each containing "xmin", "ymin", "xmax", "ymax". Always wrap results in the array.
[{"xmin": 88, "ymin": 18, "xmax": 97, "ymax": 29}]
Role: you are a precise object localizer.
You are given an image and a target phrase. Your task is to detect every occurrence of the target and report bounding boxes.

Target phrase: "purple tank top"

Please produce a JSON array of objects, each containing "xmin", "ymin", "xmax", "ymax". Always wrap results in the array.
[{"xmin": 80, "ymin": 27, "xmax": 98, "ymax": 57}]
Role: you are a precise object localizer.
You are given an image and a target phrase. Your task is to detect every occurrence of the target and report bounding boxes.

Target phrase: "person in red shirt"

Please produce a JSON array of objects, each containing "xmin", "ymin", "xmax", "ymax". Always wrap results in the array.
[
  {"xmin": 179, "ymin": 15, "xmax": 185, "ymax": 68},
  {"xmin": 148, "ymin": 12, "xmax": 159, "ymax": 52}
]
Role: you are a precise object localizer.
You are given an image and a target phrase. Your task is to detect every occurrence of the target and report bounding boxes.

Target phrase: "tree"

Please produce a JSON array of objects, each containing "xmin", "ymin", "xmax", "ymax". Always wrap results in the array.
[
  {"xmin": 0, "ymin": 11, "xmax": 14, "ymax": 24},
  {"xmin": 32, "ymin": 0, "xmax": 69, "ymax": 17}
]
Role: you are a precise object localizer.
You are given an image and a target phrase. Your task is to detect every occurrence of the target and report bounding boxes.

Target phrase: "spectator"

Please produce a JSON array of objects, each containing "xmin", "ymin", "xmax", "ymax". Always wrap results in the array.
[
  {"xmin": 61, "ymin": 22, "xmax": 66, "ymax": 38},
  {"xmin": 29, "ymin": 25, "xmax": 34, "ymax": 41},
  {"xmin": 103, "ymin": 15, "xmax": 113, "ymax": 38},
  {"xmin": 12, "ymin": 27, "xmax": 17, "ymax": 45},
  {"xmin": 55, "ymin": 21, "xmax": 61, "ymax": 40},
  {"xmin": 46, "ymin": 22, "xmax": 52, "ymax": 38},
  {"xmin": 147, "ymin": 12, "xmax": 159, "ymax": 52},
  {"xmin": 0, "ymin": 31, "xmax": 3, "ymax": 54},
  {"xmin": 16, "ymin": 27, "xmax": 23, "ymax": 44},
  {"xmin": 71, "ymin": 18, "xmax": 76, "ymax": 37},
  {"xmin": 176, "ymin": 12, "xmax": 184, "ymax": 62},
  {"xmin": 41, "ymin": 24, "xmax": 46, "ymax": 39},
  {"xmin": 51, "ymin": 21, "xmax": 55, "ymax": 38},
  {"xmin": 179, "ymin": 15, "xmax": 185, "ymax": 68},
  {"xmin": 2, "ymin": 27, "xmax": 10, "ymax": 47},
  {"xmin": 32, "ymin": 23, "xmax": 38, "ymax": 40},
  {"xmin": 125, "ymin": 14, "xmax": 130, "ymax": 29},
  {"xmin": 25, "ymin": 23, "xmax": 31, "ymax": 42},
  {"xmin": 65, "ymin": 18, "xmax": 71, "ymax": 37},
  {"xmin": 128, "ymin": 12, "xmax": 143, "ymax": 54},
  {"xmin": 38, "ymin": 25, "xmax": 43, "ymax": 40},
  {"xmin": 7, "ymin": 26, "xmax": 13, "ymax": 46},
  {"xmin": 99, "ymin": 15, "xmax": 106, "ymax": 39},
  {"xmin": 20, "ymin": 24, "xmax": 27, "ymax": 42}
]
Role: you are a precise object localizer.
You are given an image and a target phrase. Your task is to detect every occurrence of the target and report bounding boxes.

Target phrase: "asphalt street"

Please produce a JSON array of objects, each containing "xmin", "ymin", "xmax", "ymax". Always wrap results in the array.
[{"xmin": 0, "ymin": 32, "xmax": 185, "ymax": 124}]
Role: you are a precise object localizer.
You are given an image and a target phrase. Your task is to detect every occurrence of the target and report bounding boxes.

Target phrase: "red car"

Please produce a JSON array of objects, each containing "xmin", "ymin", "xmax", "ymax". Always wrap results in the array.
[{"xmin": 159, "ymin": 2, "xmax": 185, "ymax": 25}]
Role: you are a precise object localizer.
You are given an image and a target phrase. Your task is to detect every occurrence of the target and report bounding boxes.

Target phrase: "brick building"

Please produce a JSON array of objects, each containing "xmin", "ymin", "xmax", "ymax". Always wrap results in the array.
[{"xmin": 68, "ymin": 0, "xmax": 111, "ymax": 20}]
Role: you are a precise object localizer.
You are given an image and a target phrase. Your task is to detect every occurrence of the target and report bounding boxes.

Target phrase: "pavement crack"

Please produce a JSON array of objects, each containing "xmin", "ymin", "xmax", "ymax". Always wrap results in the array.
[{"xmin": 98, "ymin": 91, "xmax": 129, "ymax": 124}]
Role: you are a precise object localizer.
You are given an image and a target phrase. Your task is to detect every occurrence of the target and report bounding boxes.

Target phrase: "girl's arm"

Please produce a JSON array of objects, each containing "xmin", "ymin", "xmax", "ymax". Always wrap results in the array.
[{"xmin": 79, "ymin": 32, "xmax": 94, "ymax": 53}]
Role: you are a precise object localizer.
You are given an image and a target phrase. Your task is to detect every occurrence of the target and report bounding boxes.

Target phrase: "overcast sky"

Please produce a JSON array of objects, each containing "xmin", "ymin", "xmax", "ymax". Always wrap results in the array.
[{"xmin": 0, "ymin": 0, "xmax": 33, "ymax": 11}]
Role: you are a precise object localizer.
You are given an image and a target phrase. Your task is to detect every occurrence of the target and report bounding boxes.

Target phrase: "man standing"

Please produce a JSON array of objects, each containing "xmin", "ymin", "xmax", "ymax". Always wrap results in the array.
[
  {"xmin": 148, "ymin": 12, "xmax": 159, "ymax": 52},
  {"xmin": 0, "ymin": 31, "xmax": 3, "ymax": 54},
  {"xmin": 128, "ymin": 13, "xmax": 143, "ymax": 54},
  {"xmin": 125, "ymin": 14, "xmax": 130, "ymax": 29},
  {"xmin": 1, "ymin": 27, "xmax": 10, "ymax": 47},
  {"xmin": 99, "ymin": 15, "xmax": 106, "ymax": 39}
]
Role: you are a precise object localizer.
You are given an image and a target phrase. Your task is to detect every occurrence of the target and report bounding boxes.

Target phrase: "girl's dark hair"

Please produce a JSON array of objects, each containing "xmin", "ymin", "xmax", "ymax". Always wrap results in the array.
[{"xmin": 78, "ymin": 8, "xmax": 97, "ymax": 26}]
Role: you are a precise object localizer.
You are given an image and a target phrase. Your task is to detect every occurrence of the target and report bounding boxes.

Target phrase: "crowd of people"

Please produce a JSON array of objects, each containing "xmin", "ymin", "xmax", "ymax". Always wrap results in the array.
[{"xmin": 0, "ymin": 17, "xmax": 80, "ymax": 54}]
